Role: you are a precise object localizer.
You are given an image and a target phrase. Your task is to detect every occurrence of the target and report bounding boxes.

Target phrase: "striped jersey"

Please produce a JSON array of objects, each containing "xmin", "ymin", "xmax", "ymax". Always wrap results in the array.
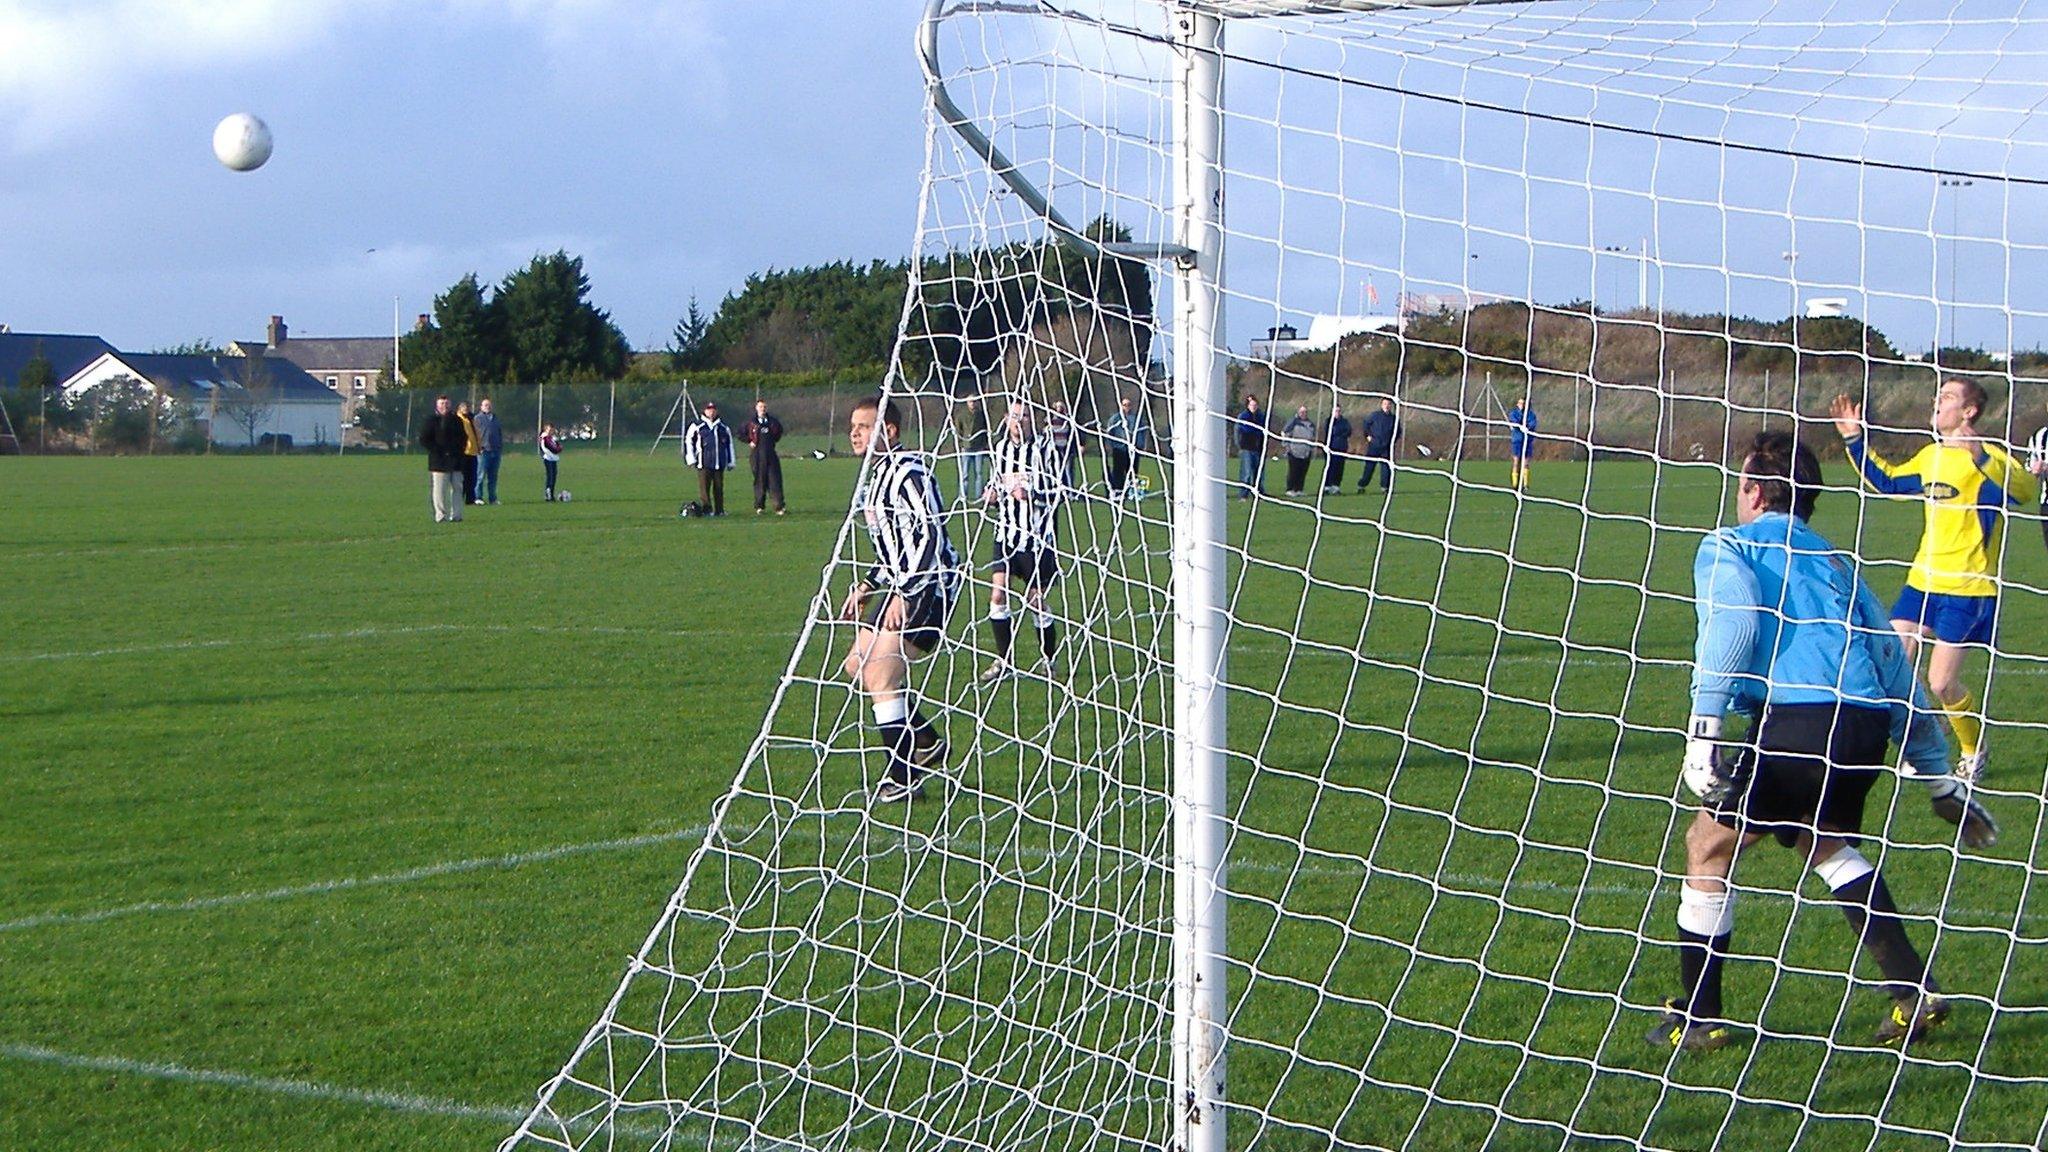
[
  {"xmin": 2029, "ymin": 426, "xmax": 2047, "ymax": 497},
  {"xmin": 1843, "ymin": 435, "xmax": 2039, "ymax": 597},
  {"xmin": 986, "ymin": 432, "xmax": 1064, "ymax": 553},
  {"xmin": 856, "ymin": 449, "xmax": 962, "ymax": 597}
]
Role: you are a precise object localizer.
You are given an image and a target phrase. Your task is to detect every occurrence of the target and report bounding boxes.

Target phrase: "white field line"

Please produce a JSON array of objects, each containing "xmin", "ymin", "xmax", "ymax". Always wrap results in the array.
[
  {"xmin": 13, "ymin": 804, "xmax": 2031, "ymax": 939},
  {"xmin": 0, "ymin": 824, "xmax": 709, "ymax": 934},
  {"xmin": 1, "ymin": 623, "xmax": 802, "ymax": 665},
  {"xmin": 1, "ymin": 1040, "xmax": 849, "ymax": 1150},
  {"xmin": 0, "ymin": 1040, "xmax": 527, "ymax": 1124}
]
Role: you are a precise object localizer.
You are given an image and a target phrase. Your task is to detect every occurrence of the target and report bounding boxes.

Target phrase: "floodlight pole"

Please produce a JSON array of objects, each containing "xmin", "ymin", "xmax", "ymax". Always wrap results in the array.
[{"xmin": 1170, "ymin": 9, "xmax": 1229, "ymax": 1152}]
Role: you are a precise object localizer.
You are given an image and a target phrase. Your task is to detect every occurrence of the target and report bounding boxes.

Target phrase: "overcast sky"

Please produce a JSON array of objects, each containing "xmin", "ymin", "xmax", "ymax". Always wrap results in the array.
[
  {"xmin": 5, "ymin": 1, "xmax": 2041, "ymax": 360},
  {"xmin": 0, "ymin": 1, "xmax": 929, "ymax": 352}
]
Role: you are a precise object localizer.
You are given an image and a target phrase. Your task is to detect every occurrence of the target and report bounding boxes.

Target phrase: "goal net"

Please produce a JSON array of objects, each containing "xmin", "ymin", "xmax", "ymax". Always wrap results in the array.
[{"xmin": 506, "ymin": 2, "xmax": 2048, "ymax": 1149}]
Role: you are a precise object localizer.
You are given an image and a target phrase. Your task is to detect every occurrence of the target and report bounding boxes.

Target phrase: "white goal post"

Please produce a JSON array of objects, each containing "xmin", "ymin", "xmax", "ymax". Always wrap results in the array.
[{"xmin": 506, "ymin": 3, "xmax": 2048, "ymax": 1151}]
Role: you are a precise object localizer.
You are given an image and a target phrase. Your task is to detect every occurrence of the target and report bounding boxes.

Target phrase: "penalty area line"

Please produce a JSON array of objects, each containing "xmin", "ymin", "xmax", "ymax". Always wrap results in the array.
[{"xmin": 0, "ymin": 824, "xmax": 710, "ymax": 935}]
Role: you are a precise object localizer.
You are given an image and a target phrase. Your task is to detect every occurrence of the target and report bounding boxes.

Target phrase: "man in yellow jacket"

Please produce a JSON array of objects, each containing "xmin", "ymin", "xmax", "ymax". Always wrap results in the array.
[
  {"xmin": 457, "ymin": 400, "xmax": 483, "ymax": 506},
  {"xmin": 1832, "ymin": 379, "xmax": 2040, "ymax": 780}
]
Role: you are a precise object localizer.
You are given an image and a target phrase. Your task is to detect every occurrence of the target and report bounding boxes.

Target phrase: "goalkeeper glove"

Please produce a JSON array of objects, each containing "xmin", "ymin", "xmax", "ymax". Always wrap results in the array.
[
  {"xmin": 1925, "ymin": 775, "xmax": 1999, "ymax": 850},
  {"xmin": 1682, "ymin": 716, "xmax": 1741, "ymax": 805}
]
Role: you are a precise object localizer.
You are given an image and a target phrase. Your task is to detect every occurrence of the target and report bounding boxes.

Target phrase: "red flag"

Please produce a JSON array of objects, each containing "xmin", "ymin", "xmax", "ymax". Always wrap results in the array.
[{"xmin": 1365, "ymin": 279, "xmax": 1380, "ymax": 308}]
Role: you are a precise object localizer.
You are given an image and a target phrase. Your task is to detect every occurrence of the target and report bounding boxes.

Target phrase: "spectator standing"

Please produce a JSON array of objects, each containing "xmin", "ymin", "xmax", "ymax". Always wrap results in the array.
[
  {"xmin": 744, "ymin": 398, "xmax": 787, "ymax": 515},
  {"xmin": 1047, "ymin": 399, "xmax": 1078, "ymax": 490},
  {"xmin": 955, "ymin": 389, "xmax": 991, "ymax": 506},
  {"xmin": 1281, "ymin": 406, "xmax": 1317, "ymax": 496},
  {"xmin": 540, "ymin": 423, "xmax": 562, "ymax": 502},
  {"xmin": 1104, "ymin": 394, "xmax": 1151, "ymax": 500},
  {"xmin": 1233, "ymin": 395, "xmax": 1267, "ymax": 498},
  {"xmin": 1358, "ymin": 398, "xmax": 1397, "ymax": 493},
  {"xmin": 1322, "ymin": 404, "xmax": 1353, "ymax": 494},
  {"xmin": 456, "ymin": 401, "xmax": 482, "ymax": 505},
  {"xmin": 683, "ymin": 400, "xmax": 736, "ymax": 516},
  {"xmin": 1508, "ymin": 395, "xmax": 1538, "ymax": 490},
  {"xmin": 473, "ymin": 398, "xmax": 505, "ymax": 504},
  {"xmin": 418, "ymin": 395, "xmax": 467, "ymax": 523}
]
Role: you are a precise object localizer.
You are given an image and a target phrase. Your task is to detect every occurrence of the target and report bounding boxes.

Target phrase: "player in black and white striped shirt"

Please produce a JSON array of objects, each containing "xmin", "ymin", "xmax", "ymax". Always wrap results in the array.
[
  {"xmin": 838, "ymin": 395, "xmax": 963, "ymax": 804},
  {"xmin": 978, "ymin": 401, "xmax": 1065, "ymax": 681},
  {"xmin": 2029, "ymin": 421, "xmax": 2047, "ymax": 554}
]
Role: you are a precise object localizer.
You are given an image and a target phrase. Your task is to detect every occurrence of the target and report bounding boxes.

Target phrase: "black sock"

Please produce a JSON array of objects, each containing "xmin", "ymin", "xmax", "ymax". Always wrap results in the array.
[
  {"xmin": 1040, "ymin": 623, "xmax": 1059, "ymax": 660},
  {"xmin": 1678, "ymin": 928, "xmax": 1729, "ymax": 1021},
  {"xmin": 878, "ymin": 719, "xmax": 914, "ymax": 785},
  {"xmin": 1833, "ymin": 872, "xmax": 1931, "ymax": 999},
  {"xmin": 992, "ymin": 615, "xmax": 1014, "ymax": 661}
]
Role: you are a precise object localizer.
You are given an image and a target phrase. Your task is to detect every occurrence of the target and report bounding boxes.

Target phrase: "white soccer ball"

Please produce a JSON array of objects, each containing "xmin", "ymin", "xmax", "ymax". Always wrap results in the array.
[
  {"xmin": 558, "ymin": 490, "xmax": 572, "ymax": 503},
  {"xmin": 1416, "ymin": 443, "xmax": 1434, "ymax": 458},
  {"xmin": 213, "ymin": 113, "xmax": 273, "ymax": 172}
]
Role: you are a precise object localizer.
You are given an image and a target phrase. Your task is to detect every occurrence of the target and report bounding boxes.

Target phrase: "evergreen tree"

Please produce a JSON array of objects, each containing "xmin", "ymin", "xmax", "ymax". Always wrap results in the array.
[
  {"xmin": 670, "ymin": 296, "xmax": 711, "ymax": 373},
  {"xmin": 494, "ymin": 251, "xmax": 630, "ymax": 383},
  {"xmin": 399, "ymin": 273, "xmax": 502, "ymax": 391}
]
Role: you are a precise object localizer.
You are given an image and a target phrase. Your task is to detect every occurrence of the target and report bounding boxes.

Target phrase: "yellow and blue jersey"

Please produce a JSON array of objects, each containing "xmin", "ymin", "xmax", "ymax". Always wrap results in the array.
[{"xmin": 1843, "ymin": 436, "xmax": 2038, "ymax": 598}]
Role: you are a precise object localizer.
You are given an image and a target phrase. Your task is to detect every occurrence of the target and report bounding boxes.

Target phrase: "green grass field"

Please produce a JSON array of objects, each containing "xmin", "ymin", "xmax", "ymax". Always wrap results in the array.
[{"xmin": 5, "ymin": 448, "xmax": 2046, "ymax": 1152}]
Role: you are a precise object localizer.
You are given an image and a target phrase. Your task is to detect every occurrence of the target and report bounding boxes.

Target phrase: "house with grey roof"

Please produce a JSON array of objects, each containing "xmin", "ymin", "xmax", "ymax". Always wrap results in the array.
[
  {"xmin": 0, "ymin": 331, "xmax": 118, "ymax": 389},
  {"xmin": 244, "ymin": 315, "xmax": 403, "ymax": 430},
  {"xmin": 62, "ymin": 350, "xmax": 344, "ymax": 448}
]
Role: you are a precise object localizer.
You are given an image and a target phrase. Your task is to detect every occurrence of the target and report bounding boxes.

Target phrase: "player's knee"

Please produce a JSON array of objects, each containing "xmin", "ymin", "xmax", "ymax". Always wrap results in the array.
[
  {"xmin": 1684, "ymin": 817, "xmax": 1734, "ymax": 870},
  {"xmin": 1928, "ymin": 669, "xmax": 1966, "ymax": 703}
]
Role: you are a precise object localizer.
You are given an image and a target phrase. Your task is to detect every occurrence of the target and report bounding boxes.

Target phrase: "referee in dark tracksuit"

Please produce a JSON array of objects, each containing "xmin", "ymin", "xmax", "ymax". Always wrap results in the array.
[{"xmin": 744, "ymin": 399, "xmax": 786, "ymax": 515}]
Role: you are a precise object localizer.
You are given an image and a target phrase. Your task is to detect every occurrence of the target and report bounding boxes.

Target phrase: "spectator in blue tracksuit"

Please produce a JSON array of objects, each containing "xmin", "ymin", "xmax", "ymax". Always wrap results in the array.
[
  {"xmin": 1322, "ymin": 405, "xmax": 1352, "ymax": 494},
  {"xmin": 1357, "ymin": 398, "xmax": 1397, "ymax": 493},
  {"xmin": 1508, "ymin": 396, "xmax": 1538, "ymax": 490},
  {"xmin": 1233, "ymin": 395, "xmax": 1267, "ymax": 498}
]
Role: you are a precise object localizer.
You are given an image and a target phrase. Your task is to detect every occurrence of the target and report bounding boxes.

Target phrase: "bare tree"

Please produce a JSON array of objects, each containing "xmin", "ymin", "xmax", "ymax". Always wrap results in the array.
[{"xmin": 215, "ymin": 355, "xmax": 277, "ymax": 448}]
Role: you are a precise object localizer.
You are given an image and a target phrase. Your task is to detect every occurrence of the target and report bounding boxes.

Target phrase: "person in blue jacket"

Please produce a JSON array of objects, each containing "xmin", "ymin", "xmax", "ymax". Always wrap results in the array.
[{"xmin": 1507, "ymin": 395, "xmax": 1537, "ymax": 490}]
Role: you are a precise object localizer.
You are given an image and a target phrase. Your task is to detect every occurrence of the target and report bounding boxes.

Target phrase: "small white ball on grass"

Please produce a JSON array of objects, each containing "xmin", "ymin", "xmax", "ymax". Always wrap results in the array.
[
  {"xmin": 213, "ymin": 113, "xmax": 273, "ymax": 172},
  {"xmin": 1416, "ymin": 443, "xmax": 1434, "ymax": 458}
]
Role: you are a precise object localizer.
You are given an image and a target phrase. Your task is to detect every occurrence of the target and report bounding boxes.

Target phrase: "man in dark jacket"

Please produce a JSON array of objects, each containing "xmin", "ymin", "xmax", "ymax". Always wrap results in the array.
[
  {"xmin": 1233, "ymin": 395, "xmax": 1267, "ymax": 498},
  {"xmin": 418, "ymin": 395, "xmax": 468, "ymax": 522},
  {"xmin": 473, "ymin": 398, "xmax": 505, "ymax": 504},
  {"xmin": 744, "ymin": 398, "xmax": 787, "ymax": 515},
  {"xmin": 1357, "ymin": 397, "xmax": 1397, "ymax": 493},
  {"xmin": 1322, "ymin": 404, "xmax": 1353, "ymax": 494}
]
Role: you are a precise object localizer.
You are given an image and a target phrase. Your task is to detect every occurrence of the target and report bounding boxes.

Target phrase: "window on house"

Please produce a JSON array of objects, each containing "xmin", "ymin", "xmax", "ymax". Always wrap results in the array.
[
  {"xmin": 326, "ymin": 376, "xmax": 338, "ymax": 390},
  {"xmin": 354, "ymin": 376, "xmax": 366, "ymax": 392}
]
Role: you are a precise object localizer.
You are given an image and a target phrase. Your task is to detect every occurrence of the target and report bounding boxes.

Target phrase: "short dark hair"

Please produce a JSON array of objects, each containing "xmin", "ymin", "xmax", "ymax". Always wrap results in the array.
[
  {"xmin": 1743, "ymin": 430, "xmax": 1822, "ymax": 521},
  {"xmin": 1950, "ymin": 377, "xmax": 1989, "ymax": 421},
  {"xmin": 851, "ymin": 394, "xmax": 903, "ymax": 431}
]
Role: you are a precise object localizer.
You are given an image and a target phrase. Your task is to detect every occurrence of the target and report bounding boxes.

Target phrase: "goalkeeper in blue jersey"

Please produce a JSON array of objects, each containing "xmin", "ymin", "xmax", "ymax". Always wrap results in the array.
[{"xmin": 1651, "ymin": 431, "xmax": 1997, "ymax": 1054}]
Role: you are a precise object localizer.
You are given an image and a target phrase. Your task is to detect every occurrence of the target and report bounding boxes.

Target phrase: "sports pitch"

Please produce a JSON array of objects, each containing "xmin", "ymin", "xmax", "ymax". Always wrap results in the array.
[{"xmin": 5, "ymin": 449, "xmax": 2045, "ymax": 1151}]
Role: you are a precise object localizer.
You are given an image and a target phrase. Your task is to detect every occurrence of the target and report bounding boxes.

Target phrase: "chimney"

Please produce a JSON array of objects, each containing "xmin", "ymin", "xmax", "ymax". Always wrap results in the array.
[
  {"xmin": 415, "ymin": 313, "xmax": 431, "ymax": 331},
  {"xmin": 267, "ymin": 315, "xmax": 287, "ymax": 346}
]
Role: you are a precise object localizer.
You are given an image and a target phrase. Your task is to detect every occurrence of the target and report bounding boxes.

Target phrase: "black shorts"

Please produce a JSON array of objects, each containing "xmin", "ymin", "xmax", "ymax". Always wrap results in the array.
[
  {"xmin": 860, "ymin": 582, "xmax": 958, "ymax": 655},
  {"xmin": 1712, "ymin": 703, "xmax": 1890, "ymax": 846},
  {"xmin": 988, "ymin": 545, "xmax": 1059, "ymax": 590}
]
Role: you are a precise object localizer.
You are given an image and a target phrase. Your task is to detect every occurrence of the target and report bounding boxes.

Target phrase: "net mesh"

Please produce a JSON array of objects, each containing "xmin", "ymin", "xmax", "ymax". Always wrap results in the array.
[{"xmin": 506, "ymin": 2, "xmax": 2048, "ymax": 1149}]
